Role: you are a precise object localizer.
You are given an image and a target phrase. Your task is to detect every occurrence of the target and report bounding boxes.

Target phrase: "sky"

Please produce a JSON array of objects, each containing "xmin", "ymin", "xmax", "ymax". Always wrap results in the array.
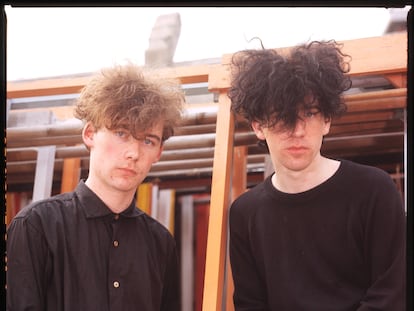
[{"xmin": 4, "ymin": 6, "xmax": 410, "ymax": 81}]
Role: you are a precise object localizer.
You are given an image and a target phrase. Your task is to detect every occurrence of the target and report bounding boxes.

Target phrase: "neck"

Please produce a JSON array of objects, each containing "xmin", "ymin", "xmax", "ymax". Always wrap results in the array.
[
  {"xmin": 272, "ymin": 156, "xmax": 340, "ymax": 194},
  {"xmin": 85, "ymin": 178, "xmax": 135, "ymax": 214}
]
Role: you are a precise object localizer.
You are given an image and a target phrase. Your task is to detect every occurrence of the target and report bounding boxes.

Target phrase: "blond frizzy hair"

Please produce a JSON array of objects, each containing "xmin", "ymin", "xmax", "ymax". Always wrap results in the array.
[{"xmin": 74, "ymin": 62, "xmax": 185, "ymax": 142}]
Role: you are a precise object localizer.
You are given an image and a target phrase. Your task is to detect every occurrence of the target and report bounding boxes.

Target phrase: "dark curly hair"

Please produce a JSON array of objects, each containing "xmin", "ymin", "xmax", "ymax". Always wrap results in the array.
[{"xmin": 228, "ymin": 40, "xmax": 352, "ymax": 130}]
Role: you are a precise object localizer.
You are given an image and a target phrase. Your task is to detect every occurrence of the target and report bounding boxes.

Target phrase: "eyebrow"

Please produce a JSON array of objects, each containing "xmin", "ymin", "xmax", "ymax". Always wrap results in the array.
[
  {"xmin": 302, "ymin": 104, "xmax": 321, "ymax": 110},
  {"xmin": 145, "ymin": 133, "xmax": 162, "ymax": 143}
]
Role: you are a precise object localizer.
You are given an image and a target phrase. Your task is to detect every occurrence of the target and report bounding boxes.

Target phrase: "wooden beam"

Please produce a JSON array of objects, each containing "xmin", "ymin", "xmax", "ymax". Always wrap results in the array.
[
  {"xmin": 334, "ymin": 110, "xmax": 401, "ymax": 125},
  {"xmin": 60, "ymin": 157, "xmax": 81, "ymax": 193},
  {"xmin": 384, "ymin": 73, "xmax": 407, "ymax": 88},
  {"xmin": 329, "ymin": 119, "xmax": 404, "ymax": 137},
  {"xmin": 202, "ymin": 92, "xmax": 234, "ymax": 311},
  {"xmin": 7, "ymin": 63, "xmax": 219, "ymax": 99},
  {"xmin": 211, "ymin": 32, "xmax": 407, "ymax": 90},
  {"xmin": 340, "ymin": 32, "xmax": 407, "ymax": 76},
  {"xmin": 345, "ymin": 88, "xmax": 406, "ymax": 103},
  {"xmin": 226, "ymin": 146, "xmax": 248, "ymax": 311},
  {"xmin": 7, "ymin": 76, "xmax": 91, "ymax": 99}
]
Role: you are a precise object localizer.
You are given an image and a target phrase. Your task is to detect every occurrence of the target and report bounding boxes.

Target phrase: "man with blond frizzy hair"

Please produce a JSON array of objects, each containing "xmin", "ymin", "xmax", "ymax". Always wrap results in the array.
[{"xmin": 7, "ymin": 63, "xmax": 185, "ymax": 311}]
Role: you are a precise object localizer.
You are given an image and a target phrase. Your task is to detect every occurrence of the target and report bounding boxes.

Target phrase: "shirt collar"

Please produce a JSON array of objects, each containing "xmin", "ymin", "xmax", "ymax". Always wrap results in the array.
[{"xmin": 75, "ymin": 180, "xmax": 144, "ymax": 219}]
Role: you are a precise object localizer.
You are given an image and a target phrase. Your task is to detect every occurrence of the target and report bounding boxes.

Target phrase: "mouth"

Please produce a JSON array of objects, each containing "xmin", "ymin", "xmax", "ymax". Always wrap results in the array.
[
  {"xmin": 286, "ymin": 146, "xmax": 307, "ymax": 153},
  {"xmin": 118, "ymin": 167, "xmax": 137, "ymax": 176}
]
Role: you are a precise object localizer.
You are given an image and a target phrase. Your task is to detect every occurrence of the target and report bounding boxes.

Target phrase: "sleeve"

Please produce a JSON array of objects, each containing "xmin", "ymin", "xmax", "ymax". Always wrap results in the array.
[
  {"xmin": 229, "ymin": 201, "xmax": 270, "ymax": 311},
  {"xmin": 6, "ymin": 211, "xmax": 51, "ymax": 311},
  {"xmin": 357, "ymin": 172, "xmax": 406, "ymax": 311},
  {"xmin": 160, "ymin": 238, "xmax": 180, "ymax": 311}
]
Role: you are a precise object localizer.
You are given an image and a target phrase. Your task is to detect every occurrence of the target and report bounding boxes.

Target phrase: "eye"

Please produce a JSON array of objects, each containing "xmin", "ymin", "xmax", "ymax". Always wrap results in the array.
[
  {"xmin": 304, "ymin": 111, "xmax": 316, "ymax": 118},
  {"xmin": 141, "ymin": 136, "xmax": 161, "ymax": 148},
  {"xmin": 303, "ymin": 108, "xmax": 320, "ymax": 119},
  {"xmin": 114, "ymin": 129, "xmax": 129, "ymax": 138},
  {"xmin": 143, "ymin": 137, "xmax": 154, "ymax": 146}
]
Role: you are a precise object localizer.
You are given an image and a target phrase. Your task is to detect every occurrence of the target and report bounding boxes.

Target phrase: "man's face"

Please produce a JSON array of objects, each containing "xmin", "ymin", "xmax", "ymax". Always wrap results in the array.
[
  {"xmin": 83, "ymin": 121, "xmax": 164, "ymax": 196},
  {"xmin": 252, "ymin": 106, "xmax": 331, "ymax": 173}
]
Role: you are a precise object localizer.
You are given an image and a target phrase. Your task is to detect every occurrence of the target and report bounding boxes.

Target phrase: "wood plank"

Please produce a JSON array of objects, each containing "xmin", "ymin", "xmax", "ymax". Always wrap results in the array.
[
  {"xmin": 60, "ymin": 157, "xmax": 81, "ymax": 193},
  {"xmin": 211, "ymin": 32, "xmax": 407, "ymax": 90},
  {"xmin": 340, "ymin": 32, "xmax": 407, "ymax": 76},
  {"xmin": 7, "ymin": 63, "xmax": 218, "ymax": 99},
  {"xmin": 329, "ymin": 119, "xmax": 404, "ymax": 136},
  {"xmin": 345, "ymin": 88, "xmax": 406, "ymax": 102},
  {"xmin": 384, "ymin": 73, "xmax": 407, "ymax": 88},
  {"xmin": 226, "ymin": 146, "xmax": 248, "ymax": 311},
  {"xmin": 345, "ymin": 94, "xmax": 406, "ymax": 113},
  {"xmin": 7, "ymin": 75, "xmax": 91, "ymax": 99},
  {"xmin": 202, "ymin": 93, "xmax": 234, "ymax": 311},
  {"xmin": 333, "ymin": 110, "xmax": 402, "ymax": 125}
]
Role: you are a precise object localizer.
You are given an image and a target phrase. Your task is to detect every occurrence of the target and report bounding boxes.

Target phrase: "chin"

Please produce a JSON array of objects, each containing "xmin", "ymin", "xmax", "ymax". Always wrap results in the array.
[{"xmin": 284, "ymin": 159, "xmax": 312, "ymax": 172}]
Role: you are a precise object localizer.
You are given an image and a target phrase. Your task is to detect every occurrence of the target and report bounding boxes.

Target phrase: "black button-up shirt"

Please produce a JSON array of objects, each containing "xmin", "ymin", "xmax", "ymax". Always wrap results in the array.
[{"xmin": 6, "ymin": 181, "xmax": 179, "ymax": 311}]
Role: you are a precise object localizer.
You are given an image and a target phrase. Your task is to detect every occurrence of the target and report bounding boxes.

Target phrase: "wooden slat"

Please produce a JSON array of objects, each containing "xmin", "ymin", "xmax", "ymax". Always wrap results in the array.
[
  {"xmin": 7, "ymin": 63, "xmax": 218, "ymax": 99},
  {"xmin": 60, "ymin": 157, "xmax": 81, "ymax": 193},
  {"xmin": 345, "ymin": 88, "xmax": 406, "ymax": 103},
  {"xmin": 345, "ymin": 94, "xmax": 406, "ymax": 113},
  {"xmin": 226, "ymin": 146, "xmax": 248, "ymax": 311},
  {"xmin": 329, "ymin": 119, "xmax": 403, "ymax": 137},
  {"xmin": 7, "ymin": 136, "xmax": 83, "ymax": 148},
  {"xmin": 202, "ymin": 93, "xmax": 234, "ymax": 311},
  {"xmin": 210, "ymin": 32, "xmax": 407, "ymax": 90},
  {"xmin": 384, "ymin": 73, "xmax": 407, "ymax": 88},
  {"xmin": 333, "ymin": 110, "xmax": 401, "ymax": 125},
  {"xmin": 340, "ymin": 32, "xmax": 407, "ymax": 76},
  {"xmin": 7, "ymin": 76, "xmax": 91, "ymax": 99}
]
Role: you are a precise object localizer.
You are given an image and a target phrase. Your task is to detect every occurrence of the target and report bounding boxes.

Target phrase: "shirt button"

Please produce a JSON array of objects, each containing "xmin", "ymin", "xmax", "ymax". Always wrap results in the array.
[
  {"xmin": 114, "ymin": 214, "xmax": 119, "ymax": 220},
  {"xmin": 113, "ymin": 240, "xmax": 119, "ymax": 247},
  {"xmin": 113, "ymin": 281, "xmax": 120, "ymax": 288}
]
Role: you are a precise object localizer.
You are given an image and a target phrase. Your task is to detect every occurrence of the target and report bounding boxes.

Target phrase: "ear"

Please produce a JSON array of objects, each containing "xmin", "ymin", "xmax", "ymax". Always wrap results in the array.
[
  {"xmin": 153, "ymin": 145, "xmax": 164, "ymax": 164},
  {"xmin": 82, "ymin": 122, "xmax": 96, "ymax": 149},
  {"xmin": 322, "ymin": 118, "xmax": 331, "ymax": 136},
  {"xmin": 251, "ymin": 121, "xmax": 266, "ymax": 140}
]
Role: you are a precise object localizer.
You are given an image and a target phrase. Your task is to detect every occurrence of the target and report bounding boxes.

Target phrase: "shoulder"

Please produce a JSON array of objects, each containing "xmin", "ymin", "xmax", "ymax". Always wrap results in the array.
[
  {"xmin": 7, "ymin": 192, "xmax": 77, "ymax": 238},
  {"xmin": 232, "ymin": 179, "xmax": 267, "ymax": 205},
  {"xmin": 337, "ymin": 160, "xmax": 404, "ymax": 212},
  {"xmin": 140, "ymin": 213, "xmax": 177, "ymax": 248},
  {"xmin": 230, "ymin": 179, "xmax": 268, "ymax": 220},
  {"xmin": 339, "ymin": 159, "xmax": 396, "ymax": 188},
  {"xmin": 11, "ymin": 192, "xmax": 76, "ymax": 225}
]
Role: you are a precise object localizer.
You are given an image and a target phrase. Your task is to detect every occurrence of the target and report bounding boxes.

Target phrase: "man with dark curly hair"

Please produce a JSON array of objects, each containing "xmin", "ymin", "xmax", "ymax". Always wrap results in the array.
[
  {"xmin": 6, "ymin": 63, "xmax": 185, "ymax": 311},
  {"xmin": 227, "ymin": 41, "xmax": 406, "ymax": 311}
]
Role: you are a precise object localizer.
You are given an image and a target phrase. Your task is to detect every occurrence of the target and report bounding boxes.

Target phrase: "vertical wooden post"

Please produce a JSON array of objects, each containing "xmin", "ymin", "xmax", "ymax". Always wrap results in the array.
[
  {"xmin": 202, "ymin": 93, "xmax": 234, "ymax": 311},
  {"xmin": 225, "ymin": 145, "xmax": 248, "ymax": 310},
  {"xmin": 60, "ymin": 157, "xmax": 81, "ymax": 193}
]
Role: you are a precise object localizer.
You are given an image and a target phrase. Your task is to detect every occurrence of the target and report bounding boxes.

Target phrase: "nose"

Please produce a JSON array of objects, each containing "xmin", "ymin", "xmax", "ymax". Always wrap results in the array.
[
  {"xmin": 125, "ymin": 139, "xmax": 140, "ymax": 160},
  {"xmin": 290, "ymin": 118, "xmax": 306, "ymax": 137}
]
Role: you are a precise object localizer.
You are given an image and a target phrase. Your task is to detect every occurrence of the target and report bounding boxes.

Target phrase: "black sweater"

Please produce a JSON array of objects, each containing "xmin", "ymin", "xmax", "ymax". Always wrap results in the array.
[{"xmin": 229, "ymin": 159, "xmax": 406, "ymax": 311}]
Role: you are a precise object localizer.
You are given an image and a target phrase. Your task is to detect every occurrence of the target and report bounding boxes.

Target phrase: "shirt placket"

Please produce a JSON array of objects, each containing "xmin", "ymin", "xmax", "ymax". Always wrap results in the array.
[{"xmin": 108, "ymin": 213, "xmax": 123, "ymax": 310}]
